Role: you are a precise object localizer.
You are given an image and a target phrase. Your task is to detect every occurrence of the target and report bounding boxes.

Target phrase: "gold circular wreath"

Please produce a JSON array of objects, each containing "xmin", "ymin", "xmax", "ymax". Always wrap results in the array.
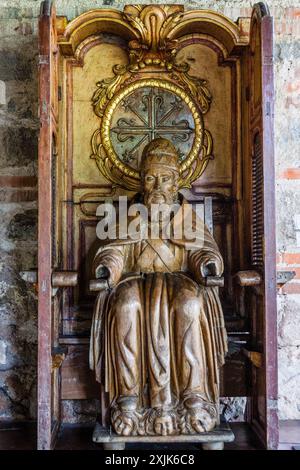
[{"xmin": 100, "ymin": 78, "xmax": 204, "ymax": 181}]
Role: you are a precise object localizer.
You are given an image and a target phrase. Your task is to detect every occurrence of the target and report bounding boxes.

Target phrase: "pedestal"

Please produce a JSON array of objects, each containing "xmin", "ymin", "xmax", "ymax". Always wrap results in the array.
[{"xmin": 92, "ymin": 421, "xmax": 234, "ymax": 450}]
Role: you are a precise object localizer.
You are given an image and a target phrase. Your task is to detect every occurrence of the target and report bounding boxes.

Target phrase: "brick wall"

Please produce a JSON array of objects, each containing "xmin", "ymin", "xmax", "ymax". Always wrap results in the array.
[{"xmin": 0, "ymin": 0, "xmax": 299, "ymax": 422}]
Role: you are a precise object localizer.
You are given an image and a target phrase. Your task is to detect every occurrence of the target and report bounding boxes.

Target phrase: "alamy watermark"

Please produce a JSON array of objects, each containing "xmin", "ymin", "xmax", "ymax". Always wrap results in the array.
[{"xmin": 96, "ymin": 196, "xmax": 205, "ymax": 247}]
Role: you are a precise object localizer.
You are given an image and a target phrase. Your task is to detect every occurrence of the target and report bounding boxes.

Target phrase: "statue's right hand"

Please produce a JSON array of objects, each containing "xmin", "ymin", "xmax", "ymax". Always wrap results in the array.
[{"xmin": 95, "ymin": 264, "xmax": 110, "ymax": 280}]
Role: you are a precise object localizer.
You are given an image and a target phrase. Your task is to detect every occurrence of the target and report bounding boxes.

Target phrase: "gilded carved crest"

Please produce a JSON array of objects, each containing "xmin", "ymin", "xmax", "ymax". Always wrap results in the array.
[{"xmin": 90, "ymin": 5, "xmax": 214, "ymax": 191}]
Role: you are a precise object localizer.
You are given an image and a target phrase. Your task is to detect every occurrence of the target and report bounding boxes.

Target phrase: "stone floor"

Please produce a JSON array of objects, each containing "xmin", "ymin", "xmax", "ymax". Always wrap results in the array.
[
  {"xmin": 0, "ymin": 421, "xmax": 267, "ymax": 450},
  {"xmin": 0, "ymin": 421, "xmax": 299, "ymax": 450}
]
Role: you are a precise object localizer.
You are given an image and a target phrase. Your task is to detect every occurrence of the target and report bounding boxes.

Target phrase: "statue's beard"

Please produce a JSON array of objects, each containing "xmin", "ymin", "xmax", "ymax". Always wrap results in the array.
[
  {"xmin": 144, "ymin": 191, "xmax": 178, "ymax": 224},
  {"xmin": 144, "ymin": 190, "xmax": 175, "ymax": 208}
]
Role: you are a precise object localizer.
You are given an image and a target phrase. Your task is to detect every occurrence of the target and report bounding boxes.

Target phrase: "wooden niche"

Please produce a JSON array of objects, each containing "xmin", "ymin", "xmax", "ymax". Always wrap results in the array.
[{"xmin": 38, "ymin": 1, "xmax": 278, "ymax": 449}]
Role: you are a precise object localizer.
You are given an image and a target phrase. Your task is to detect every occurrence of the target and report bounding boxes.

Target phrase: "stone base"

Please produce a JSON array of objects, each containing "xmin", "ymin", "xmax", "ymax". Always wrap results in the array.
[{"xmin": 92, "ymin": 421, "xmax": 234, "ymax": 450}]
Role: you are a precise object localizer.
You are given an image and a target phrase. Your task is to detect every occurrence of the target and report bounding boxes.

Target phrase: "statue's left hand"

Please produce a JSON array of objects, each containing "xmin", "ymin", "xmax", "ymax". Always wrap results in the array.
[
  {"xmin": 95, "ymin": 264, "xmax": 110, "ymax": 280},
  {"xmin": 200, "ymin": 259, "xmax": 219, "ymax": 278}
]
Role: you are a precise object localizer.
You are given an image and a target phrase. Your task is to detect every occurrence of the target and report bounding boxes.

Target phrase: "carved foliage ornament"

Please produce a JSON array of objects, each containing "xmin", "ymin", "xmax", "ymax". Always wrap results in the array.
[{"xmin": 90, "ymin": 5, "xmax": 214, "ymax": 190}]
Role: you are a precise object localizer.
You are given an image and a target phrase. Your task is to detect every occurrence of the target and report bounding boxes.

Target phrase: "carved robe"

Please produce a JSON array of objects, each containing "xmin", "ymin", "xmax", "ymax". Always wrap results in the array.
[{"xmin": 90, "ymin": 199, "xmax": 227, "ymax": 434}]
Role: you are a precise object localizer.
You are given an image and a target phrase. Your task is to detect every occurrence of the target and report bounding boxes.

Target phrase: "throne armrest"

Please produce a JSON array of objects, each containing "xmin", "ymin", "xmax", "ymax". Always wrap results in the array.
[
  {"xmin": 234, "ymin": 270, "xmax": 261, "ymax": 286},
  {"xmin": 204, "ymin": 276, "xmax": 224, "ymax": 287},
  {"xmin": 52, "ymin": 271, "xmax": 78, "ymax": 287},
  {"xmin": 89, "ymin": 279, "xmax": 110, "ymax": 292}
]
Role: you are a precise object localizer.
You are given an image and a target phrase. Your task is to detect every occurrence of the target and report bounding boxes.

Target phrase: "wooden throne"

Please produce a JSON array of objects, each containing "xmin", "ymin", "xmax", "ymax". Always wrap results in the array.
[{"xmin": 37, "ymin": 1, "xmax": 277, "ymax": 449}]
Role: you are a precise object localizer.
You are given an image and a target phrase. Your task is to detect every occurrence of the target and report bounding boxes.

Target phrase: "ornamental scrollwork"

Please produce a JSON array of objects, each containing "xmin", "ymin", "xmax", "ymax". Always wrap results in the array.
[{"xmin": 90, "ymin": 5, "xmax": 215, "ymax": 191}]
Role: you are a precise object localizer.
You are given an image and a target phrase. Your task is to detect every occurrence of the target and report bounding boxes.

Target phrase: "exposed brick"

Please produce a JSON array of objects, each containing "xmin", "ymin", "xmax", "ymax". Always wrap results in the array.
[
  {"xmin": 278, "ymin": 168, "xmax": 300, "ymax": 179},
  {"xmin": 280, "ymin": 282, "xmax": 300, "ymax": 294},
  {"xmin": 277, "ymin": 253, "xmax": 300, "ymax": 265}
]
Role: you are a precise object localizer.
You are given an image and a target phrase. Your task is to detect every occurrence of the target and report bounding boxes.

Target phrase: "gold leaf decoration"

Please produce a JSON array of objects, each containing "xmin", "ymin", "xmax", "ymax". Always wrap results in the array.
[
  {"xmin": 177, "ymin": 72, "xmax": 212, "ymax": 114},
  {"xmin": 123, "ymin": 13, "xmax": 149, "ymax": 46},
  {"xmin": 92, "ymin": 66, "xmax": 127, "ymax": 118},
  {"xmin": 178, "ymin": 130, "xmax": 214, "ymax": 188}
]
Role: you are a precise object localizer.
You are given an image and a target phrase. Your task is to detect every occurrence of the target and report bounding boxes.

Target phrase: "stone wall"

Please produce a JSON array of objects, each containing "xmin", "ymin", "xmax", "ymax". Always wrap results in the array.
[{"xmin": 0, "ymin": 0, "xmax": 299, "ymax": 422}]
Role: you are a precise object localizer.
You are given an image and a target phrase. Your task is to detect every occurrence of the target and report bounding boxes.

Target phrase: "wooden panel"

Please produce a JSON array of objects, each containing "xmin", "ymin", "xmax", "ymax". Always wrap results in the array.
[
  {"xmin": 72, "ymin": 40, "xmax": 129, "ymax": 187},
  {"xmin": 176, "ymin": 41, "xmax": 233, "ymax": 191},
  {"xmin": 38, "ymin": 0, "xmax": 60, "ymax": 451},
  {"xmin": 221, "ymin": 354, "xmax": 248, "ymax": 397},
  {"xmin": 60, "ymin": 341, "xmax": 248, "ymax": 400},
  {"xmin": 61, "ymin": 345, "xmax": 99, "ymax": 399},
  {"xmin": 251, "ymin": 133, "xmax": 264, "ymax": 266},
  {"xmin": 246, "ymin": 3, "xmax": 278, "ymax": 449}
]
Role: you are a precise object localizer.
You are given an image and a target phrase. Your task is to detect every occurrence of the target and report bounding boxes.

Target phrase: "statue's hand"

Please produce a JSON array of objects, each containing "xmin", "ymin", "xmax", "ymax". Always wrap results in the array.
[
  {"xmin": 200, "ymin": 260, "xmax": 219, "ymax": 278},
  {"xmin": 95, "ymin": 264, "xmax": 110, "ymax": 280}
]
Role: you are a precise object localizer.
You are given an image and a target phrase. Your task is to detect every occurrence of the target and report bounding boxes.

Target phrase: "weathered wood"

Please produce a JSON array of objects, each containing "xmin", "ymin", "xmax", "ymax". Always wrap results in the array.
[
  {"xmin": 61, "ymin": 345, "xmax": 99, "ymax": 399},
  {"xmin": 205, "ymin": 276, "xmax": 224, "ymax": 287},
  {"xmin": 51, "ymin": 346, "xmax": 68, "ymax": 372},
  {"xmin": 59, "ymin": 337, "xmax": 90, "ymax": 345},
  {"xmin": 220, "ymin": 353, "xmax": 248, "ymax": 396},
  {"xmin": 38, "ymin": 0, "xmax": 59, "ymax": 451},
  {"xmin": 243, "ymin": 349, "xmax": 263, "ymax": 368},
  {"xmin": 246, "ymin": 3, "xmax": 278, "ymax": 450},
  {"xmin": 89, "ymin": 279, "xmax": 109, "ymax": 292},
  {"xmin": 261, "ymin": 6, "xmax": 278, "ymax": 450},
  {"xmin": 52, "ymin": 271, "xmax": 78, "ymax": 287},
  {"xmin": 235, "ymin": 270, "xmax": 261, "ymax": 286}
]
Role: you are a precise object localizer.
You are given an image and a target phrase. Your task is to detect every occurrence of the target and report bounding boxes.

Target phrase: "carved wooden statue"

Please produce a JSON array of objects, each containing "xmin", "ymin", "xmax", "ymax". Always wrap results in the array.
[{"xmin": 90, "ymin": 138, "xmax": 227, "ymax": 437}]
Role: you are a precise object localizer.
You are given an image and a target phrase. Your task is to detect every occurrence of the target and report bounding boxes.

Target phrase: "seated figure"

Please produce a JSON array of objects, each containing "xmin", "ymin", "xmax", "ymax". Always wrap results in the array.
[{"xmin": 90, "ymin": 138, "xmax": 227, "ymax": 437}]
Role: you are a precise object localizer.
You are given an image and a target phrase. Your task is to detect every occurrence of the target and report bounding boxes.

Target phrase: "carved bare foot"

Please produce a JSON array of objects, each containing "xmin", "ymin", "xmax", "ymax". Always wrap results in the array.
[
  {"xmin": 183, "ymin": 397, "xmax": 216, "ymax": 433},
  {"xmin": 114, "ymin": 413, "xmax": 135, "ymax": 436},
  {"xmin": 153, "ymin": 409, "xmax": 177, "ymax": 436},
  {"xmin": 189, "ymin": 408, "xmax": 215, "ymax": 433},
  {"xmin": 111, "ymin": 396, "xmax": 139, "ymax": 436}
]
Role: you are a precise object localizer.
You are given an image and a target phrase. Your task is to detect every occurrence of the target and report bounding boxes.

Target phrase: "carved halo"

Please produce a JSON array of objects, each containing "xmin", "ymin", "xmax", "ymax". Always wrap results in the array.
[
  {"xmin": 101, "ymin": 79, "xmax": 203, "ymax": 180},
  {"xmin": 91, "ymin": 73, "xmax": 214, "ymax": 191}
]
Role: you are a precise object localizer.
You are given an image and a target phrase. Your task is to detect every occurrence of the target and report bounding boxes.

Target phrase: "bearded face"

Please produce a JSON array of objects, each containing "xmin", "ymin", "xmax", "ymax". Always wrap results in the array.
[{"xmin": 143, "ymin": 164, "xmax": 179, "ymax": 211}]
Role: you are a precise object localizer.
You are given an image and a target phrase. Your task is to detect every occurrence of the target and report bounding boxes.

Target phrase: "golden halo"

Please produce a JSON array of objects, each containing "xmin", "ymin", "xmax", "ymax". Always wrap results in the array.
[{"xmin": 100, "ymin": 78, "xmax": 204, "ymax": 181}]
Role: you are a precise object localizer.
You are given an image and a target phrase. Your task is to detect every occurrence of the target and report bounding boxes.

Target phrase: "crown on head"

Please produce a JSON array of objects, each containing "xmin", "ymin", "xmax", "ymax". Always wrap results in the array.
[{"xmin": 140, "ymin": 138, "xmax": 180, "ymax": 173}]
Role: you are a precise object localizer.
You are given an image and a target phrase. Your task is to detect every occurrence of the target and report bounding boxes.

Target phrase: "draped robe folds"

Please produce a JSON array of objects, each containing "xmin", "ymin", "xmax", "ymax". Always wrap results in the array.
[{"xmin": 90, "ymin": 198, "xmax": 227, "ymax": 431}]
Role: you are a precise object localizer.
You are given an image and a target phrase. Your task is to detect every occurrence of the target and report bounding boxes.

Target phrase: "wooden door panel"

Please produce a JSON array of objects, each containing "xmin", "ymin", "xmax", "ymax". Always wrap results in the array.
[
  {"xmin": 247, "ymin": 2, "xmax": 278, "ymax": 449},
  {"xmin": 38, "ymin": 0, "xmax": 60, "ymax": 450}
]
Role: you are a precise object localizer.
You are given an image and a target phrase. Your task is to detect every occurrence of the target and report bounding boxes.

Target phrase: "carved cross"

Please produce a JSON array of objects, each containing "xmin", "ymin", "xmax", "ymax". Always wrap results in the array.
[{"xmin": 111, "ymin": 87, "xmax": 194, "ymax": 165}]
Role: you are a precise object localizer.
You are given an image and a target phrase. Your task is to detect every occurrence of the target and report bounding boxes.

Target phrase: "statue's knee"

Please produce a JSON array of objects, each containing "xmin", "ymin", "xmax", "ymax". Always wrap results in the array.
[
  {"xmin": 175, "ymin": 293, "xmax": 202, "ymax": 320},
  {"xmin": 112, "ymin": 284, "xmax": 141, "ymax": 318}
]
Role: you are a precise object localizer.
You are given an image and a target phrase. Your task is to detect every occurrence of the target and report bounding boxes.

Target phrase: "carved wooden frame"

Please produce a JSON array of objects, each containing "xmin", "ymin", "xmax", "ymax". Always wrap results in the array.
[{"xmin": 38, "ymin": 2, "xmax": 278, "ymax": 450}]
